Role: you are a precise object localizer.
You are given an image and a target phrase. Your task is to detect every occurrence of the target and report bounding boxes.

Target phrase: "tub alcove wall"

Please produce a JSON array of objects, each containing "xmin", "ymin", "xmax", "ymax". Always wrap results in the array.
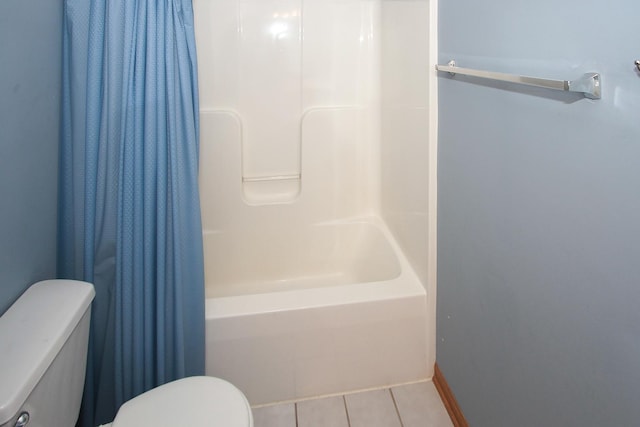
[{"xmin": 193, "ymin": 0, "xmax": 437, "ymax": 405}]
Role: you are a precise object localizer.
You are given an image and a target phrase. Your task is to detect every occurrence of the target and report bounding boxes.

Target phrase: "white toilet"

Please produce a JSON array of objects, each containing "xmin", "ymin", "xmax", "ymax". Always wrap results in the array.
[{"xmin": 0, "ymin": 280, "xmax": 253, "ymax": 427}]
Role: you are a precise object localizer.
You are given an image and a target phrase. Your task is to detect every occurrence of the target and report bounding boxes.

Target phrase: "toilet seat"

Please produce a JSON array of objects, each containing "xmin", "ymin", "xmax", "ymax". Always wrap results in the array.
[{"xmin": 110, "ymin": 376, "xmax": 253, "ymax": 427}]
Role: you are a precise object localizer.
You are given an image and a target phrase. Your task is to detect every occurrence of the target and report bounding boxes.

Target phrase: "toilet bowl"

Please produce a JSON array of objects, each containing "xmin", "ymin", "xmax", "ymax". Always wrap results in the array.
[
  {"xmin": 0, "ymin": 280, "xmax": 253, "ymax": 427},
  {"xmin": 102, "ymin": 376, "xmax": 253, "ymax": 427}
]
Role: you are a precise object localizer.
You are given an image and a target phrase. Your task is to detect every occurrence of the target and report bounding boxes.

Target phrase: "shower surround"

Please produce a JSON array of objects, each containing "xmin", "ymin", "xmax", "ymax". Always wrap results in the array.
[{"xmin": 194, "ymin": 0, "xmax": 436, "ymax": 404}]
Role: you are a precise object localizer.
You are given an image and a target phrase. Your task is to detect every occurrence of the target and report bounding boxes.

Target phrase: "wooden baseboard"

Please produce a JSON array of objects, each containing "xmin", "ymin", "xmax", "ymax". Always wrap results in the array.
[{"xmin": 433, "ymin": 363, "xmax": 469, "ymax": 427}]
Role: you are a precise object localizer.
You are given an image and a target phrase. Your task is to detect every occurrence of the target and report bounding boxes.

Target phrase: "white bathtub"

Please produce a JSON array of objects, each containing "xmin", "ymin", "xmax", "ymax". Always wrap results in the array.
[{"xmin": 204, "ymin": 217, "xmax": 429, "ymax": 405}]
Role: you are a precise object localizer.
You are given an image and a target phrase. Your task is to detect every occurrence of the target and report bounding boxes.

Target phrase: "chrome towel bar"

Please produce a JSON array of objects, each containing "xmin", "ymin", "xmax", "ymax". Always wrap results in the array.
[{"xmin": 436, "ymin": 60, "xmax": 601, "ymax": 100}]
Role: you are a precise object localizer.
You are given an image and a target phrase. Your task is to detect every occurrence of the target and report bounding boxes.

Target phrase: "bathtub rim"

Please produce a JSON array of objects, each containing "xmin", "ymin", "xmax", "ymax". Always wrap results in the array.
[{"xmin": 205, "ymin": 215, "xmax": 426, "ymax": 319}]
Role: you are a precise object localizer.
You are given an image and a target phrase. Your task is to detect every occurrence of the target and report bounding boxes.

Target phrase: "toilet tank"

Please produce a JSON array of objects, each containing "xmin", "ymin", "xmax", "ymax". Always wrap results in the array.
[{"xmin": 0, "ymin": 280, "xmax": 95, "ymax": 427}]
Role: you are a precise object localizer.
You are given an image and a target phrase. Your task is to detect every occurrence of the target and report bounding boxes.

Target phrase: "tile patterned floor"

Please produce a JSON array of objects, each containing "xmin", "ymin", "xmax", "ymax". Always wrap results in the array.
[{"xmin": 252, "ymin": 381, "xmax": 453, "ymax": 427}]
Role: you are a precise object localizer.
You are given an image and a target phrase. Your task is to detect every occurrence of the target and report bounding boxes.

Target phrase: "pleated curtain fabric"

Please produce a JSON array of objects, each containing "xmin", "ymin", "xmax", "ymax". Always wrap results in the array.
[{"xmin": 59, "ymin": 1, "xmax": 205, "ymax": 425}]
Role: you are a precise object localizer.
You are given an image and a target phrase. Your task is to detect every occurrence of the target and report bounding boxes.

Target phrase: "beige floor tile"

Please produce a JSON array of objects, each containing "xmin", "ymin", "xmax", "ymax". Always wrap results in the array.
[
  {"xmin": 391, "ymin": 381, "xmax": 453, "ymax": 427},
  {"xmin": 252, "ymin": 403, "xmax": 296, "ymax": 427},
  {"xmin": 297, "ymin": 395, "xmax": 349, "ymax": 427},
  {"xmin": 345, "ymin": 388, "xmax": 402, "ymax": 427}
]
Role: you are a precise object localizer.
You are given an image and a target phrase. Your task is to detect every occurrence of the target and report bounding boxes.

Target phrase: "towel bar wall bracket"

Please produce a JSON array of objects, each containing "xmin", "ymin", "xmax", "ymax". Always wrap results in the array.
[{"xmin": 436, "ymin": 60, "xmax": 601, "ymax": 100}]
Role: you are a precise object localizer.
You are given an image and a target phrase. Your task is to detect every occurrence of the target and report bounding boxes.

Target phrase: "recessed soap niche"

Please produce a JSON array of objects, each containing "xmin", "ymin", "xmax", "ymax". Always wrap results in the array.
[{"xmin": 205, "ymin": 109, "xmax": 302, "ymax": 205}]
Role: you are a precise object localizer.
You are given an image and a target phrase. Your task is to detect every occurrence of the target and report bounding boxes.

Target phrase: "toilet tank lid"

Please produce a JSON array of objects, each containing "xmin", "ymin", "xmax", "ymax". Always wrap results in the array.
[{"xmin": 0, "ymin": 280, "xmax": 95, "ymax": 425}]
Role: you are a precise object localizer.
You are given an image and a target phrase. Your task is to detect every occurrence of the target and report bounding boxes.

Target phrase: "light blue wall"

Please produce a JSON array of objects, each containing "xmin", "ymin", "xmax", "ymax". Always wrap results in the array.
[
  {"xmin": 437, "ymin": 0, "xmax": 640, "ymax": 425},
  {"xmin": 0, "ymin": 0, "xmax": 62, "ymax": 314}
]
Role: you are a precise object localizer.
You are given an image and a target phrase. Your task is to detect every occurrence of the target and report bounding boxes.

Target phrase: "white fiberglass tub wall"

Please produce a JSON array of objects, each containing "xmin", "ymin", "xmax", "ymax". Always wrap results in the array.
[{"xmin": 194, "ymin": 0, "xmax": 433, "ymax": 405}]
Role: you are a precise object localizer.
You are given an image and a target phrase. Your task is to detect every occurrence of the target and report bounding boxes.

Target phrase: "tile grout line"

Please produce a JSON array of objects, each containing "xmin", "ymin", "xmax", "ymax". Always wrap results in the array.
[
  {"xmin": 252, "ymin": 380, "xmax": 431, "ymax": 409},
  {"xmin": 389, "ymin": 388, "xmax": 405, "ymax": 427},
  {"xmin": 343, "ymin": 395, "xmax": 352, "ymax": 427}
]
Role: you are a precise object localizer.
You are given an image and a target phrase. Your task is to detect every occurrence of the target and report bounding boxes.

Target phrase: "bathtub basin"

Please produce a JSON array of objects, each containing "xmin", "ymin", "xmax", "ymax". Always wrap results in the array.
[{"xmin": 204, "ymin": 217, "xmax": 428, "ymax": 405}]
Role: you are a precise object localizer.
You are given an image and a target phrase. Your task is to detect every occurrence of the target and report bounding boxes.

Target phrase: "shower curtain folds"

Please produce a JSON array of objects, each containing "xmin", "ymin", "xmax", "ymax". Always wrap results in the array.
[{"xmin": 59, "ymin": 0, "xmax": 205, "ymax": 425}]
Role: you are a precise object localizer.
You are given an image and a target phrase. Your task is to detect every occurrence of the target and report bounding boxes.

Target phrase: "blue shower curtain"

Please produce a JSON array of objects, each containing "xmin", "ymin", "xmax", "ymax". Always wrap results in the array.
[{"xmin": 58, "ymin": 0, "xmax": 205, "ymax": 425}]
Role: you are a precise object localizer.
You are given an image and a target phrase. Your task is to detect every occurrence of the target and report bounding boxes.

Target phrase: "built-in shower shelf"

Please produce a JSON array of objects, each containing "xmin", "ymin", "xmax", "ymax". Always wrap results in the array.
[
  {"xmin": 242, "ymin": 174, "xmax": 301, "ymax": 183},
  {"xmin": 242, "ymin": 174, "xmax": 301, "ymax": 205}
]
